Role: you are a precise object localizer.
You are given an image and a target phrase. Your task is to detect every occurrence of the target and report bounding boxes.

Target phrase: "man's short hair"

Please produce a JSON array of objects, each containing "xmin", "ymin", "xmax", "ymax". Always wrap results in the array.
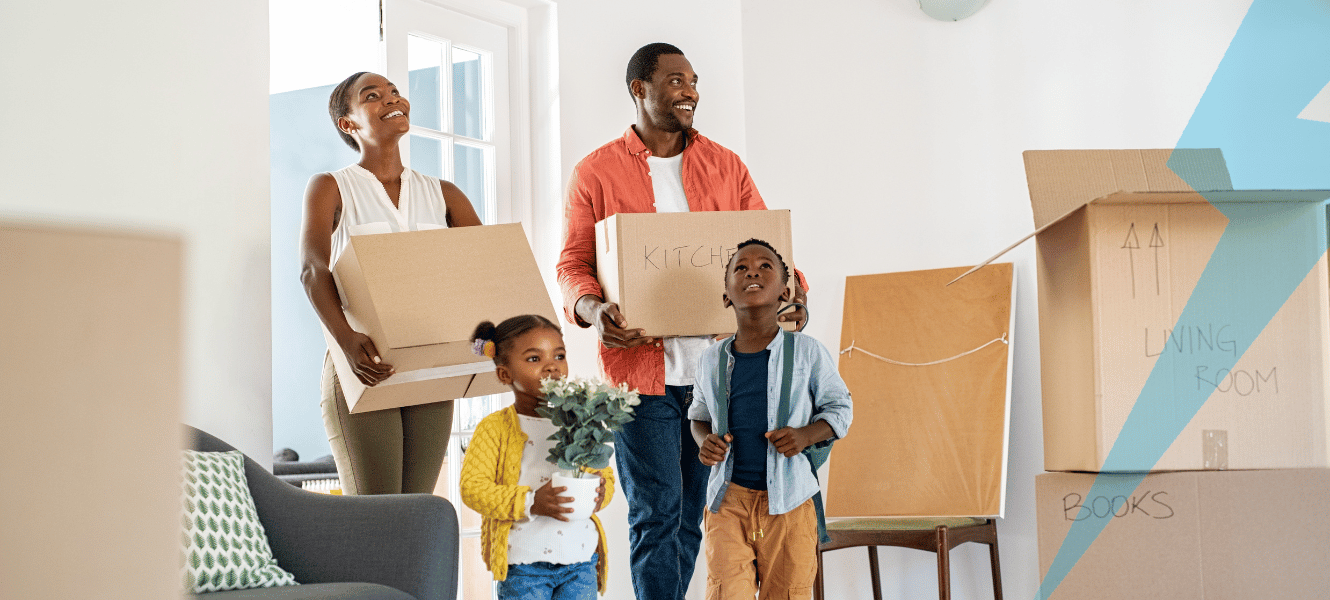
[{"xmin": 625, "ymin": 42, "xmax": 685, "ymax": 101}]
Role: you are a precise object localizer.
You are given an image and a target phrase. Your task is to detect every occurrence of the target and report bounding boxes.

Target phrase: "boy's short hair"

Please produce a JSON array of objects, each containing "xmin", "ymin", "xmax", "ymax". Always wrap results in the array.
[{"xmin": 724, "ymin": 238, "xmax": 790, "ymax": 284}]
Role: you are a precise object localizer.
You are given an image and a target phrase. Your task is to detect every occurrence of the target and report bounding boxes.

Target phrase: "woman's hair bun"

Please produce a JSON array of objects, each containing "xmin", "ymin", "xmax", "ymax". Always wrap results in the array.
[{"xmin": 471, "ymin": 320, "xmax": 497, "ymax": 343}]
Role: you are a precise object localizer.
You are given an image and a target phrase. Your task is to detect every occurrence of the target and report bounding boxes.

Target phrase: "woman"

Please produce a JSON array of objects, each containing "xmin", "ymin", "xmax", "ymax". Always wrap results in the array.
[{"xmin": 300, "ymin": 71, "xmax": 483, "ymax": 495}]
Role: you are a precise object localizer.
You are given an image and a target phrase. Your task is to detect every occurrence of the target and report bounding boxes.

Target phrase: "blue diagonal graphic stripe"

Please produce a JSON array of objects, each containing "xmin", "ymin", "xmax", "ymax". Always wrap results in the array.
[{"xmin": 1036, "ymin": 1, "xmax": 1330, "ymax": 598}]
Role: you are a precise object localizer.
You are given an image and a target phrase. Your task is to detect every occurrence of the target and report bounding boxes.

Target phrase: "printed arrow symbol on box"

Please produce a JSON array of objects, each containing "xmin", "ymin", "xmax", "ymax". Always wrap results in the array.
[
  {"xmin": 1122, "ymin": 223, "xmax": 1140, "ymax": 298},
  {"xmin": 1036, "ymin": 2, "xmax": 1330, "ymax": 599},
  {"xmin": 1149, "ymin": 224, "xmax": 1164, "ymax": 296}
]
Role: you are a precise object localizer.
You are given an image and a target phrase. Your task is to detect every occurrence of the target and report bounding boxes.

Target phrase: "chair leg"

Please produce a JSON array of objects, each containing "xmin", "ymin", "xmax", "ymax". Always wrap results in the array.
[
  {"xmin": 868, "ymin": 546, "xmax": 883, "ymax": 600},
  {"xmin": 814, "ymin": 547, "xmax": 824, "ymax": 600},
  {"xmin": 936, "ymin": 525, "xmax": 951, "ymax": 600},
  {"xmin": 988, "ymin": 522, "xmax": 1004, "ymax": 600}
]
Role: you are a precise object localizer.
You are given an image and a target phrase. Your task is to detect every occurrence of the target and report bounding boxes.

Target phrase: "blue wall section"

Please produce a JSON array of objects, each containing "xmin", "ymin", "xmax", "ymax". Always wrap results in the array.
[
  {"xmin": 1036, "ymin": 1, "xmax": 1330, "ymax": 597},
  {"xmin": 270, "ymin": 81, "xmax": 358, "ymax": 459},
  {"xmin": 269, "ymin": 66, "xmax": 465, "ymax": 458}
]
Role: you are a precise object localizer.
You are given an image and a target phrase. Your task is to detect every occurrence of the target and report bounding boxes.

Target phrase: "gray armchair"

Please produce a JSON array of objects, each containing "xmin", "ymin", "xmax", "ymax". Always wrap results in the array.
[{"xmin": 185, "ymin": 426, "xmax": 458, "ymax": 600}]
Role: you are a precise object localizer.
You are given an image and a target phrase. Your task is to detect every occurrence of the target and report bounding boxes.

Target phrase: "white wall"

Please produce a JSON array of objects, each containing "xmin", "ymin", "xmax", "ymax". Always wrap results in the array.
[
  {"xmin": 0, "ymin": 0, "xmax": 273, "ymax": 461},
  {"xmin": 555, "ymin": 1, "xmax": 749, "ymax": 597},
  {"xmin": 270, "ymin": 0, "xmax": 381, "ymax": 94},
  {"xmin": 739, "ymin": 0, "xmax": 1251, "ymax": 598},
  {"xmin": 558, "ymin": 0, "xmax": 1257, "ymax": 598}
]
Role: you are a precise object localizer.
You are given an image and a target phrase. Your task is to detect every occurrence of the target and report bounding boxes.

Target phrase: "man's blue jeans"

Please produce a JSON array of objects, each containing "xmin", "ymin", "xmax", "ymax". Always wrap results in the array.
[
  {"xmin": 497, "ymin": 555, "xmax": 598, "ymax": 600},
  {"xmin": 615, "ymin": 385, "xmax": 709, "ymax": 600}
]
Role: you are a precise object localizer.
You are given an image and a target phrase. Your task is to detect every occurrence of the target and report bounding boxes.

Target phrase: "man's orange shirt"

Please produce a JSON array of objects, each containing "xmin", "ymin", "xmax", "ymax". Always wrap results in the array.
[{"xmin": 557, "ymin": 127, "xmax": 805, "ymax": 395}]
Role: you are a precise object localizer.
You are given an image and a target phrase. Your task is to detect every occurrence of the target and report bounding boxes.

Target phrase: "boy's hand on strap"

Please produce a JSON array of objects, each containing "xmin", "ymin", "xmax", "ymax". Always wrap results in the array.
[
  {"xmin": 531, "ymin": 481, "xmax": 574, "ymax": 522},
  {"xmin": 699, "ymin": 433, "xmax": 732, "ymax": 466},
  {"xmin": 766, "ymin": 421, "xmax": 834, "ymax": 458}
]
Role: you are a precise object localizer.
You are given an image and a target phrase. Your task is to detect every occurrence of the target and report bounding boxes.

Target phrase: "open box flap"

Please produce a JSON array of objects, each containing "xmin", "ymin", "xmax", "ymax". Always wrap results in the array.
[
  {"xmin": 1025, "ymin": 148, "xmax": 1233, "ymax": 229},
  {"xmin": 347, "ymin": 224, "xmax": 557, "ymax": 350},
  {"xmin": 951, "ymin": 149, "xmax": 1327, "ymax": 285}
]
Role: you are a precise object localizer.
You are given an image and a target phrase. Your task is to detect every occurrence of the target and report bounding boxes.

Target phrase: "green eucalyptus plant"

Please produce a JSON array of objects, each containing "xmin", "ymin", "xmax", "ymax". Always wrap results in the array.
[{"xmin": 537, "ymin": 376, "xmax": 639, "ymax": 478}]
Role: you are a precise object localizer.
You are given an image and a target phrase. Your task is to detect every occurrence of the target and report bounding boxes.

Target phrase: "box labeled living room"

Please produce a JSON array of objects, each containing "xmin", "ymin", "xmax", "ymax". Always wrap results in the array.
[{"xmin": 1021, "ymin": 149, "xmax": 1330, "ymax": 472}]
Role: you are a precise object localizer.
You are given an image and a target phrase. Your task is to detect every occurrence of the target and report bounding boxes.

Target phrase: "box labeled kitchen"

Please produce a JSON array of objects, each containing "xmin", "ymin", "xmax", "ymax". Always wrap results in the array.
[{"xmin": 594, "ymin": 210, "xmax": 794, "ymax": 337}]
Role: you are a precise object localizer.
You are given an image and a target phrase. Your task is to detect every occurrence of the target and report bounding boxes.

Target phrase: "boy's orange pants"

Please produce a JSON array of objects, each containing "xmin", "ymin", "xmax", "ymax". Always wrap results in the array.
[{"xmin": 704, "ymin": 484, "xmax": 818, "ymax": 600}]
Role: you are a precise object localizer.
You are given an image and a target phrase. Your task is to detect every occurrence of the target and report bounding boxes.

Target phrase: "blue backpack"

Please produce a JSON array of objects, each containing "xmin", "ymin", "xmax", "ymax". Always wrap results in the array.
[{"xmin": 712, "ymin": 329, "xmax": 833, "ymax": 544}]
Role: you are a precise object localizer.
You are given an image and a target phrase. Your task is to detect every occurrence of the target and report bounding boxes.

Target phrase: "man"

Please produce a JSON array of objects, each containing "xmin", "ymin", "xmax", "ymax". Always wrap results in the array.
[{"xmin": 556, "ymin": 42, "xmax": 808, "ymax": 600}]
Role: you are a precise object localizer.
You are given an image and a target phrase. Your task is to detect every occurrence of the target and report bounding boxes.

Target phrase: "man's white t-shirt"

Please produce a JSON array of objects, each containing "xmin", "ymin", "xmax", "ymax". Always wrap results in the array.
[{"xmin": 647, "ymin": 153, "xmax": 714, "ymax": 387}]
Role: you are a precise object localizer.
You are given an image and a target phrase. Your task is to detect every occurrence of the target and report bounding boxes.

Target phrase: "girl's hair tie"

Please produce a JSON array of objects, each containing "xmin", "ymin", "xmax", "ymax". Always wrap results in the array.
[{"xmin": 471, "ymin": 338, "xmax": 496, "ymax": 359}]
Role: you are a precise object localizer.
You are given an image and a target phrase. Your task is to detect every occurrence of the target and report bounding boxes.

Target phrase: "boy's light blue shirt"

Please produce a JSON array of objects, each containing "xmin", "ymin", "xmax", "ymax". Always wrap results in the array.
[{"xmin": 688, "ymin": 331, "xmax": 853, "ymax": 516}]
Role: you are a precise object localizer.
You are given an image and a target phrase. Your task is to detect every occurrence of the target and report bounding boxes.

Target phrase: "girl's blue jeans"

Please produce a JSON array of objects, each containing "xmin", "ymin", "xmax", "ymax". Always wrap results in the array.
[{"xmin": 498, "ymin": 554, "xmax": 598, "ymax": 600}]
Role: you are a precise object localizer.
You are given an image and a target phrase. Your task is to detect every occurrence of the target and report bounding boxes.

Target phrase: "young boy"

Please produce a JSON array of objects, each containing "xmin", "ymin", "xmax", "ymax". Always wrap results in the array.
[{"xmin": 688, "ymin": 239, "xmax": 853, "ymax": 600}]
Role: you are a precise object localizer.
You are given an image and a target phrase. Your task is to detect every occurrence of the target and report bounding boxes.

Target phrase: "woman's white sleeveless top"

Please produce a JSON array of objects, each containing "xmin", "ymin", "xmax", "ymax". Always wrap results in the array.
[{"xmin": 328, "ymin": 164, "xmax": 450, "ymax": 264}]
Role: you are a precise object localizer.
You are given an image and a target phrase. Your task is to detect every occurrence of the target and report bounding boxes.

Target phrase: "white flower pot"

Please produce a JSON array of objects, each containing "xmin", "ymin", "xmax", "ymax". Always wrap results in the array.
[{"xmin": 552, "ymin": 473, "xmax": 600, "ymax": 520}]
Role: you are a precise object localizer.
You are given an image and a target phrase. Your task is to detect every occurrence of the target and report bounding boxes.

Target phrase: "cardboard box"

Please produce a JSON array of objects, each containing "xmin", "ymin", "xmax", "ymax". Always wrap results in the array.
[
  {"xmin": 1019, "ymin": 149, "xmax": 1330, "ymax": 471},
  {"xmin": 829, "ymin": 263, "xmax": 1014, "ymax": 517},
  {"xmin": 594, "ymin": 210, "xmax": 794, "ymax": 337},
  {"xmin": 3, "ymin": 223, "xmax": 184, "ymax": 599},
  {"xmin": 1036, "ymin": 470, "xmax": 1330, "ymax": 599},
  {"xmin": 325, "ymin": 224, "xmax": 557, "ymax": 413}
]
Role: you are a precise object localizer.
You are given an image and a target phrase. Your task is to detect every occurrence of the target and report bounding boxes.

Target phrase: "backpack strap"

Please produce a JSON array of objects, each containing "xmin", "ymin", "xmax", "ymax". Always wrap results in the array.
[
  {"xmin": 712, "ymin": 336, "xmax": 734, "ymax": 438},
  {"xmin": 776, "ymin": 329, "xmax": 796, "ymax": 427},
  {"xmin": 775, "ymin": 330, "xmax": 833, "ymax": 545}
]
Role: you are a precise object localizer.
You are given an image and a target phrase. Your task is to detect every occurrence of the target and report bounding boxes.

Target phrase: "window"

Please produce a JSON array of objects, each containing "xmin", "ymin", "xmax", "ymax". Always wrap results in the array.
[
  {"xmin": 385, "ymin": 1, "xmax": 539, "ymax": 597},
  {"xmin": 405, "ymin": 35, "xmax": 498, "ymax": 223}
]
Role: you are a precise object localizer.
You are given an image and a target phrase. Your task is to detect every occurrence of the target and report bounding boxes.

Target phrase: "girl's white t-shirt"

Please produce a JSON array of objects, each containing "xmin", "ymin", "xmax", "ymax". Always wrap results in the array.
[
  {"xmin": 647, "ymin": 153, "xmax": 715, "ymax": 386},
  {"xmin": 508, "ymin": 414, "xmax": 598, "ymax": 565}
]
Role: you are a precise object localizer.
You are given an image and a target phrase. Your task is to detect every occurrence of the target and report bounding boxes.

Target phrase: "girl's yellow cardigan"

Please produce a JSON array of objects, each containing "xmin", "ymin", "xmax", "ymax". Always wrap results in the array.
[{"xmin": 459, "ymin": 405, "xmax": 615, "ymax": 593}]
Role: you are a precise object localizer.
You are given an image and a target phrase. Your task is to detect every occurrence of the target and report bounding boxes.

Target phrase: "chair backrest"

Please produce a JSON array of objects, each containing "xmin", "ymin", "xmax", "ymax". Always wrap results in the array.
[{"xmin": 185, "ymin": 425, "xmax": 237, "ymax": 454}]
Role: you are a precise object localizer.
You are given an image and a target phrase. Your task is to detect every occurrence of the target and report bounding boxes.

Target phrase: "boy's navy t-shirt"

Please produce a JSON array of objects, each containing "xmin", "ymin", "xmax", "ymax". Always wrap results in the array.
[{"xmin": 728, "ymin": 348, "xmax": 770, "ymax": 490}]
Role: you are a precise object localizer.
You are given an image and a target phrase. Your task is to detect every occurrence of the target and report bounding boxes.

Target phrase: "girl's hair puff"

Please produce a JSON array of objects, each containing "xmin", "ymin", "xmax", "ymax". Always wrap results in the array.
[{"xmin": 471, "ymin": 314, "xmax": 561, "ymax": 364}]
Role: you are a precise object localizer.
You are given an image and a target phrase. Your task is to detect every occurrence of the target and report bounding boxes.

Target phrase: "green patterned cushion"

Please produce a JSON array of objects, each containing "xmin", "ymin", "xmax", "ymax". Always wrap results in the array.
[{"xmin": 181, "ymin": 450, "xmax": 298, "ymax": 593}]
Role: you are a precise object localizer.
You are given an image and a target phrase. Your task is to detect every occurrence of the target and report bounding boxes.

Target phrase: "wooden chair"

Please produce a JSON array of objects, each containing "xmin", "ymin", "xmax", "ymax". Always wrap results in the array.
[{"xmin": 814, "ymin": 517, "xmax": 1002, "ymax": 600}]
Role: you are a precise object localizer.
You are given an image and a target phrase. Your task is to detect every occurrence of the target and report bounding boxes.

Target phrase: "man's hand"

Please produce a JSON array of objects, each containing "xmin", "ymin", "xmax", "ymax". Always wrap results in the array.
[
  {"xmin": 576, "ymin": 295, "xmax": 654, "ymax": 349},
  {"xmin": 778, "ymin": 287, "xmax": 809, "ymax": 331},
  {"xmin": 699, "ymin": 433, "xmax": 733, "ymax": 466},
  {"xmin": 531, "ymin": 480, "xmax": 574, "ymax": 522},
  {"xmin": 337, "ymin": 331, "xmax": 394, "ymax": 386}
]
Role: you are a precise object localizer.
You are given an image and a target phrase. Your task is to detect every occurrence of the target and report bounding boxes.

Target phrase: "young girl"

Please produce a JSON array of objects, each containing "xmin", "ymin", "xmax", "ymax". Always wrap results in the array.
[{"xmin": 461, "ymin": 315, "xmax": 614, "ymax": 600}]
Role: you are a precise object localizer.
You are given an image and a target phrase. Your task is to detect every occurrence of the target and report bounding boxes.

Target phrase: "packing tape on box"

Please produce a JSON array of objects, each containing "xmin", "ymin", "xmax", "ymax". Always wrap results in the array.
[
  {"xmin": 379, "ymin": 360, "xmax": 497, "ymax": 387},
  {"xmin": 1203, "ymin": 430, "xmax": 1228, "ymax": 470}
]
